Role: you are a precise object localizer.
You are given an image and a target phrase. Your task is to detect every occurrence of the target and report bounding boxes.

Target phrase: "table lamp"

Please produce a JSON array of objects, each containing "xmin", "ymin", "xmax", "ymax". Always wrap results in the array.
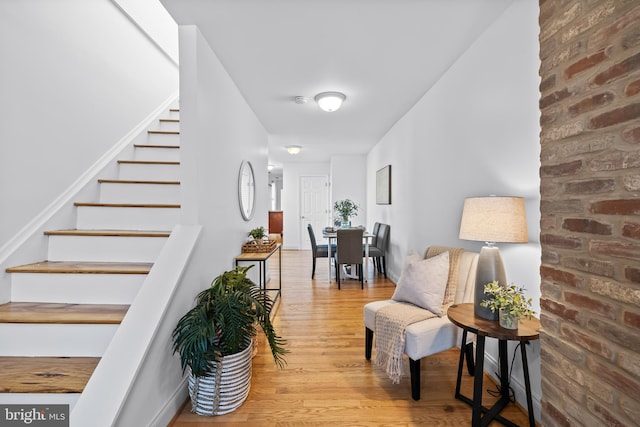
[{"xmin": 458, "ymin": 196, "xmax": 528, "ymax": 320}]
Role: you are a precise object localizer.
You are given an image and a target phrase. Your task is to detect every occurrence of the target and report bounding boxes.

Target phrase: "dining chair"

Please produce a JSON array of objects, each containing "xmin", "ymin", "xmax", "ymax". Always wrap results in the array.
[
  {"xmin": 335, "ymin": 228, "xmax": 364, "ymax": 289},
  {"xmin": 368, "ymin": 223, "xmax": 389, "ymax": 278},
  {"xmin": 307, "ymin": 224, "xmax": 335, "ymax": 279}
]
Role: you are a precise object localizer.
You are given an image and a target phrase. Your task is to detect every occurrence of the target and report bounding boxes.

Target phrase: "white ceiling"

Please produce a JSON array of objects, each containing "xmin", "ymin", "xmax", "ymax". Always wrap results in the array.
[{"xmin": 161, "ymin": 0, "xmax": 513, "ymax": 169}]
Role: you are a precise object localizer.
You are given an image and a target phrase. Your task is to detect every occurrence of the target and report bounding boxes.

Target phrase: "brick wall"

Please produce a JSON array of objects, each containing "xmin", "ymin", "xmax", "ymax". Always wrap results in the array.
[{"xmin": 538, "ymin": 0, "xmax": 640, "ymax": 425}]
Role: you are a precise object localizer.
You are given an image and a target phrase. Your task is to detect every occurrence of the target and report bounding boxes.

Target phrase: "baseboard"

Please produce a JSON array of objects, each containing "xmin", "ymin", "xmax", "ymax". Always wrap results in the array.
[{"xmin": 150, "ymin": 377, "xmax": 189, "ymax": 427}]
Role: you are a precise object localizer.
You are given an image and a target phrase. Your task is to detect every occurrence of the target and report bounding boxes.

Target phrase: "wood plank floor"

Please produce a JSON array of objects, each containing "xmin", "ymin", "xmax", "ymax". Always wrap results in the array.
[{"xmin": 170, "ymin": 249, "xmax": 532, "ymax": 426}]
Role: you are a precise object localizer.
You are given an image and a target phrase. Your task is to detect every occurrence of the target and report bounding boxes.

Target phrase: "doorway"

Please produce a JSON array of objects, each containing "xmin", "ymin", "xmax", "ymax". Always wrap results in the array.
[{"xmin": 299, "ymin": 175, "xmax": 329, "ymax": 249}]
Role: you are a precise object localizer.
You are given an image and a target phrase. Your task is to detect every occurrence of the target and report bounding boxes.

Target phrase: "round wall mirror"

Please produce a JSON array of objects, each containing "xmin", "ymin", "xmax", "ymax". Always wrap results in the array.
[{"xmin": 238, "ymin": 160, "xmax": 255, "ymax": 221}]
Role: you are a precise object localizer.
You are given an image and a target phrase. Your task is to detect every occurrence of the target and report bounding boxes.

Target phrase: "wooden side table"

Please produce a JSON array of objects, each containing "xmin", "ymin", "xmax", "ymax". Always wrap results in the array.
[
  {"xmin": 235, "ymin": 243, "xmax": 281, "ymax": 302},
  {"xmin": 447, "ymin": 303, "xmax": 540, "ymax": 427}
]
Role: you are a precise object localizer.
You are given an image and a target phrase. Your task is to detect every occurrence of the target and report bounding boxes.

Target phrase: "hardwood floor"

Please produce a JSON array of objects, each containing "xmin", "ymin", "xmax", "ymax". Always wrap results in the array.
[{"xmin": 170, "ymin": 249, "xmax": 532, "ymax": 426}]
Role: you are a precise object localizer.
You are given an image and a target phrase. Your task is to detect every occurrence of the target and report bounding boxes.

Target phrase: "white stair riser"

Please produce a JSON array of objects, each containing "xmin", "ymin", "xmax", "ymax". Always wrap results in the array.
[
  {"xmin": 147, "ymin": 133, "xmax": 180, "ymax": 146},
  {"xmin": 76, "ymin": 206, "xmax": 179, "ymax": 231},
  {"xmin": 11, "ymin": 274, "xmax": 144, "ymax": 304},
  {"xmin": 133, "ymin": 147, "xmax": 180, "ymax": 162},
  {"xmin": 156, "ymin": 121, "xmax": 180, "ymax": 132},
  {"xmin": 167, "ymin": 110, "xmax": 180, "ymax": 120},
  {"xmin": 0, "ymin": 324, "xmax": 118, "ymax": 357},
  {"xmin": 118, "ymin": 163, "xmax": 180, "ymax": 181},
  {"xmin": 99, "ymin": 182, "xmax": 180, "ymax": 204},
  {"xmin": 0, "ymin": 393, "xmax": 80, "ymax": 410},
  {"xmin": 47, "ymin": 235, "xmax": 167, "ymax": 263}
]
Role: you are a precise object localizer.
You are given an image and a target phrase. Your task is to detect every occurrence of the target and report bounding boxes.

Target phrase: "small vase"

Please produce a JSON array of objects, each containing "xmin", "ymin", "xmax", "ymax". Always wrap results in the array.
[
  {"xmin": 340, "ymin": 221, "xmax": 350, "ymax": 228},
  {"xmin": 499, "ymin": 309, "xmax": 518, "ymax": 330}
]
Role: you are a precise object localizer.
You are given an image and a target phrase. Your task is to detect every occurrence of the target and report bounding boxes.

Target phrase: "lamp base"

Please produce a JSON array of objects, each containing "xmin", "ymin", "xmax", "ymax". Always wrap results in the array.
[{"xmin": 474, "ymin": 245, "xmax": 507, "ymax": 320}]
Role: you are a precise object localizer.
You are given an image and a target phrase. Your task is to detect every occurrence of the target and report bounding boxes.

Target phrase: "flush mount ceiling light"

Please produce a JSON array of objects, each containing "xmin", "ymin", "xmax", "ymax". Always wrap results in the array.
[
  {"xmin": 314, "ymin": 91, "xmax": 346, "ymax": 112},
  {"xmin": 286, "ymin": 145, "xmax": 302, "ymax": 155}
]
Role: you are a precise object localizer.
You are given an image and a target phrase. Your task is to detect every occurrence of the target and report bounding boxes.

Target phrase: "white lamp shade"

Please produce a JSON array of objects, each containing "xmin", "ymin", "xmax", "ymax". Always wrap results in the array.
[
  {"xmin": 315, "ymin": 92, "xmax": 346, "ymax": 112},
  {"xmin": 459, "ymin": 196, "xmax": 528, "ymax": 243}
]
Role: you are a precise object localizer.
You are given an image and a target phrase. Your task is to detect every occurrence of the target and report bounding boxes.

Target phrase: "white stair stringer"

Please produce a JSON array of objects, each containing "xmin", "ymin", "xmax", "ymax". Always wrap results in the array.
[{"xmin": 99, "ymin": 181, "xmax": 180, "ymax": 204}]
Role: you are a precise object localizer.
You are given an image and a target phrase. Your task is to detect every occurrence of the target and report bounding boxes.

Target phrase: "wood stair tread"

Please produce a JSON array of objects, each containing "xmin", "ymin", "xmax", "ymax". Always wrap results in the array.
[
  {"xmin": 159, "ymin": 119, "xmax": 179, "ymax": 122},
  {"xmin": 73, "ymin": 202, "xmax": 180, "ymax": 208},
  {"xmin": 133, "ymin": 144, "xmax": 180, "ymax": 149},
  {"xmin": 117, "ymin": 160, "xmax": 179, "ymax": 165},
  {"xmin": 44, "ymin": 229, "xmax": 171, "ymax": 237},
  {"xmin": 0, "ymin": 302, "xmax": 129, "ymax": 324},
  {"xmin": 6, "ymin": 261, "xmax": 152, "ymax": 274},
  {"xmin": 0, "ymin": 357, "xmax": 100, "ymax": 393},
  {"xmin": 97, "ymin": 179, "xmax": 180, "ymax": 185},
  {"xmin": 147, "ymin": 130, "xmax": 179, "ymax": 135}
]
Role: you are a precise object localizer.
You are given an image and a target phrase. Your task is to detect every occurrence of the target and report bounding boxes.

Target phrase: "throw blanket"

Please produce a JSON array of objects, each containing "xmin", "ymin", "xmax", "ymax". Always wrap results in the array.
[
  {"xmin": 425, "ymin": 246, "xmax": 464, "ymax": 313},
  {"xmin": 375, "ymin": 302, "xmax": 435, "ymax": 384},
  {"xmin": 375, "ymin": 246, "xmax": 465, "ymax": 384}
]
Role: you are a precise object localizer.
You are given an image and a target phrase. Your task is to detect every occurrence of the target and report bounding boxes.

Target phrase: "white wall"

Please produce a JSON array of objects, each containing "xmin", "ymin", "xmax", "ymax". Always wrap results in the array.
[
  {"xmin": 330, "ymin": 155, "xmax": 367, "ymax": 227},
  {"xmin": 281, "ymin": 161, "xmax": 330, "ymax": 249},
  {"xmin": 0, "ymin": 0, "xmax": 179, "ymax": 246},
  {"xmin": 115, "ymin": 25, "xmax": 270, "ymax": 425},
  {"xmin": 366, "ymin": 1, "xmax": 542, "ymax": 419}
]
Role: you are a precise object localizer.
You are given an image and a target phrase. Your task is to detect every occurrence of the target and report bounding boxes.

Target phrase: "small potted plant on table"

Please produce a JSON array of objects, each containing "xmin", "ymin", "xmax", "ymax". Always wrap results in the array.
[
  {"xmin": 172, "ymin": 266, "xmax": 287, "ymax": 415},
  {"xmin": 333, "ymin": 199, "xmax": 359, "ymax": 228},
  {"xmin": 480, "ymin": 281, "xmax": 535, "ymax": 329}
]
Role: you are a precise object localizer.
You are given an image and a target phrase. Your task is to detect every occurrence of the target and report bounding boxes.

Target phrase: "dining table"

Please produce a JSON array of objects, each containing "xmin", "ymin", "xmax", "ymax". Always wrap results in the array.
[{"xmin": 322, "ymin": 228, "xmax": 375, "ymax": 283}]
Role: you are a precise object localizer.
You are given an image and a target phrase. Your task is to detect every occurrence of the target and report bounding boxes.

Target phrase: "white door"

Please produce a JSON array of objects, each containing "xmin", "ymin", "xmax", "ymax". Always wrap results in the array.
[{"xmin": 300, "ymin": 176, "xmax": 329, "ymax": 249}]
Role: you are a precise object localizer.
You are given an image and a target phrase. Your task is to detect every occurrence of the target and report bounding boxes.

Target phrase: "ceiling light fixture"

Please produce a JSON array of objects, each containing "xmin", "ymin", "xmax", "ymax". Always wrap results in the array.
[
  {"xmin": 286, "ymin": 145, "xmax": 302, "ymax": 155},
  {"xmin": 315, "ymin": 91, "xmax": 346, "ymax": 112}
]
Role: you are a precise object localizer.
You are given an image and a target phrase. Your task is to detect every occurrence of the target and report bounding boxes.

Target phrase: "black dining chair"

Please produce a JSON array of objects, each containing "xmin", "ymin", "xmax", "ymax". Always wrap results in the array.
[
  {"xmin": 335, "ymin": 228, "xmax": 364, "ymax": 289},
  {"xmin": 368, "ymin": 223, "xmax": 389, "ymax": 278},
  {"xmin": 307, "ymin": 224, "xmax": 335, "ymax": 279}
]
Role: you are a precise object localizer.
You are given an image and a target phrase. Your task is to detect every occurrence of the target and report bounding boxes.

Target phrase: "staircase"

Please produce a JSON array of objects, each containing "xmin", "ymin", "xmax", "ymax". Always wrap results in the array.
[{"xmin": 0, "ymin": 108, "xmax": 181, "ymax": 409}]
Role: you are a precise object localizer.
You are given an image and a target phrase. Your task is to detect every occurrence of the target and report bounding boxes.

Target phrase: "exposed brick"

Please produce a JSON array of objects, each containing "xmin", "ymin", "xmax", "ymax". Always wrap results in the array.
[
  {"xmin": 564, "ymin": 291, "xmax": 616, "ymax": 320},
  {"xmin": 589, "ymin": 277, "xmax": 640, "ymax": 307},
  {"xmin": 540, "ymin": 2, "xmax": 582, "ymax": 42},
  {"xmin": 541, "ymin": 332, "xmax": 587, "ymax": 363},
  {"xmin": 540, "ymin": 216, "xmax": 557, "ymax": 232},
  {"xmin": 541, "ymin": 180, "xmax": 562, "ymax": 196},
  {"xmin": 590, "ymin": 240, "xmax": 640, "ymax": 260},
  {"xmin": 584, "ymin": 96, "xmax": 621, "ymax": 122},
  {"xmin": 587, "ymin": 396, "xmax": 631, "ymax": 427},
  {"xmin": 541, "ymin": 361, "xmax": 586, "ymax": 403},
  {"xmin": 588, "ymin": 4, "xmax": 640, "ymax": 47},
  {"xmin": 560, "ymin": 0, "xmax": 615, "ymax": 44},
  {"xmin": 563, "ymin": 256, "xmax": 614, "ymax": 277},
  {"xmin": 563, "ymin": 218, "xmax": 612, "ymax": 235},
  {"xmin": 584, "ymin": 374, "xmax": 615, "ymax": 405},
  {"xmin": 542, "ymin": 281, "xmax": 563, "ymax": 300},
  {"xmin": 541, "ymin": 400, "xmax": 572, "ymax": 427},
  {"xmin": 591, "ymin": 199, "xmax": 640, "ymax": 215},
  {"xmin": 541, "ymin": 233, "xmax": 582, "ymax": 249},
  {"xmin": 620, "ymin": 396, "xmax": 640, "ymax": 424},
  {"xmin": 588, "ymin": 318, "xmax": 640, "ymax": 352},
  {"xmin": 541, "ymin": 297, "xmax": 580, "ymax": 322},
  {"xmin": 561, "ymin": 323, "xmax": 613, "ymax": 360},
  {"xmin": 540, "ymin": 160, "xmax": 583, "ymax": 177},
  {"xmin": 540, "ymin": 134, "xmax": 613, "ymax": 161},
  {"xmin": 541, "ymin": 199, "xmax": 584, "ymax": 214},
  {"xmin": 589, "ymin": 151, "xmax": 640, "ymax": 171},
  {"xmin": 565, "ymin": 49, "xmax": 609, "ymax": 80},
  {"xmin": 623, "ymin": 175, "xmax": 640, "ymax": 191},
  {"xmin": 623, "ymin": 310, "xmax": 640, "ymax": 330},
  {"xmin": 540, "ymin": 74, "xmax": 557, "ymax": 92},
  {"xmin": 541, "ymin": 248, "xmax": 560, "ymax": 264},
  {"xmin": 541, "ymin": 265, "xmax": 581, "ymax": 287},
  {"xmin": 565, "ymin": 179, "xmax": 615, "ymax": 194},
  {"xmin": 621, "ymin": 25, "xmax": 640, "ymax": 50},
  {"xmin": 540, "ymin": 87, "xmax": 573, "ymax": 109},
  {"xmin": 626, "ymin": 79, "xmax": 640, "ymax": 97},
  {"xmin": 566, "ymin": 397, "xmax": 609, "ymax": 427},
  {"xmin": 593, "ymin": 52, "xmax": 640, "ymax": 86},
  {"xmin": 541, "ymin": 311, "xmax": 561, "ymax": 334},
  {"xmin": 618, "ymin": 348, "xmax": 640, "ymax": 378},
  {"xmin": 622, "ymin": 222, "xmax": 640, "ymax": 239},
  {"xmin": 622, "ymin": 126, "xmax": 640, "ymax": 144},
  {"xmin": 540, "ymin": 108, "xmax": 559, "ymax": 126},
  {"xmin": 541, "ymin": 120, "xmax": 585, "ymax": 143},
  {"xmin": 588, "ymin": 102, "xmax": 640, "ymax": 129},
  {"xmin": 626, "ymin": 266, "xmax": 640, "ymax": 283},
  {"xmin": 567, "ymin": 91, "xmax": 615, "ymax": 117}
]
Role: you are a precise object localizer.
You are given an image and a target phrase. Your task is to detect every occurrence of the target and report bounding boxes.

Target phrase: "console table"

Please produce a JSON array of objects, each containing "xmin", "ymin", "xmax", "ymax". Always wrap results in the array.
[
  {"xmin": 235, "ymin": 243, "xmax": 281, "ymax": 302},
  {"xmin": 447, "ymin": 303, "xmax": 540, "ymax": 427}
]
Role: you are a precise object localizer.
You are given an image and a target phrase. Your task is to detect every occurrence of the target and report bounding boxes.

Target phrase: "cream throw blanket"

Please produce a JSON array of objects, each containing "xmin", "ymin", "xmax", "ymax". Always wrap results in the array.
[{"xmin": 375, "ymin": 246, "xmax": 464, "ymax": 384}]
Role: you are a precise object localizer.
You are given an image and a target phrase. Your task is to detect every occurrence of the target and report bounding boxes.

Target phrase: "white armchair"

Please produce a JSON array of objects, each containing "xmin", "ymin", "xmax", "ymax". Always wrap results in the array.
[{"xmin": 364, "ymin": 247, "xmax": 479, "ymax": 400}]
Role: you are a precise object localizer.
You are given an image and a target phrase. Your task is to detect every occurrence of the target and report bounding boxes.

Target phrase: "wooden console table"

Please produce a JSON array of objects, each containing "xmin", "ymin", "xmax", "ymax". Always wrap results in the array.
[
  {"xmin": 235, "ymin": 243, "xmax": 281, "ymax": 302},
  {"xmin": 447, "ymin": 303, "xmax": 540, "ymax": 427}
]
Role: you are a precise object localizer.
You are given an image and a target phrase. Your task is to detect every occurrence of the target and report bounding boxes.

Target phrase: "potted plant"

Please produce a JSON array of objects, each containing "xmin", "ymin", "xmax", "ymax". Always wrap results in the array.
[
  {"xmin": 480, "ymin": 281, "xmax": 535, "ymax": 329},
  {"xmin": 248, "ymin": 226, "xmax": 267, "ymax": 241},
  {"xmin": 172, "ymin": 266, "xmax": 287, "ymax": 415},
  {"xmin": 333, "ymin": 199, "xmax": 359, "ymax": 227}
]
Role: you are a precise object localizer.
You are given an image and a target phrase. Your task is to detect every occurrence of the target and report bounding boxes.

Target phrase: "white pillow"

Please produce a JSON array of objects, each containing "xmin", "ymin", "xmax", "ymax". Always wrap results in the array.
[{"xmin": 391, "ymin": 251, "xmax": 450, "ymax": 316}]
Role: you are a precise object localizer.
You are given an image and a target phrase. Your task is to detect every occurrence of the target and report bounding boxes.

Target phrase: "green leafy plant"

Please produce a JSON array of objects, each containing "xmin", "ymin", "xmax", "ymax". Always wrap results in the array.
[
  {"xmin": 480, "ymin": 281, "xmax": 535, "ymax": 327},
  {"xmin": 333, "ymin": 199, "xmax": 359, "ymax": 222},
  {"xmin": 248, "ymin": 226, "xmax": 267, "ymax": 240},
  {"xmin": 172, "ymin": 266, "xmax": 287, "ymax": 377}
]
